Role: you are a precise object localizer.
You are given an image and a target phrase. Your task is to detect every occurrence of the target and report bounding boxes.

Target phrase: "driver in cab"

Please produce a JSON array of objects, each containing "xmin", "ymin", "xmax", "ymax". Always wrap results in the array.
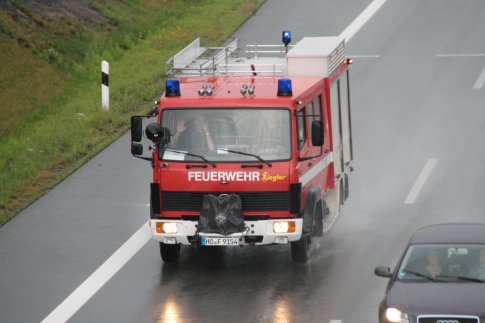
[{"xmin": 172, "ymin": 114, "xmax": 215, "ymax": 154}]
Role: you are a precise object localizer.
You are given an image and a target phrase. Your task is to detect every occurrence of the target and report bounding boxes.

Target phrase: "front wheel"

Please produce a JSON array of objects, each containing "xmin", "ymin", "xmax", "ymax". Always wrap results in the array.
[
  {"xmin": 291, "ymin": 236, "xmax": 310, "ymax": 263},
  {"xmin": 159, "ymin": 243, "xmax": 181, "ymax": 263}
]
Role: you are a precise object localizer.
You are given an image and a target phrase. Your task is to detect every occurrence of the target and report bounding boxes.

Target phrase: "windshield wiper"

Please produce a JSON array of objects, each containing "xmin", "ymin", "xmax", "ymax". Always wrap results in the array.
[
  {"xmin": 401, "ymin": 269, "xmax": 443, "ymax": 282},
  {"xmin": 164, "ymin": 149, "xmax": 216, "ymax": 168},
  {"xmin": 218, "ymin": 149, "xmax": 272, "ymax": 168},
  {"xmin": 433, "ymin": 274, "xmax": 484, "ymax": 283},
  {"xmin": 454, "ymin": 275, "xmax": 484, "ymax": 283}
]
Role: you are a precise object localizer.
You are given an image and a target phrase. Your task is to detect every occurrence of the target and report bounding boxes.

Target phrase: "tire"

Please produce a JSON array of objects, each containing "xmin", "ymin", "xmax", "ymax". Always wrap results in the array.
[
  {"xmin": 159, "ymin": 242, "xmax": 181, "ymax": 263},
  {"xmin": 312, "ymin": 201, "xmax": 324, "ymax": 237},
  {"xmin": 291, "ymin": 236, "xmax": 310, "ymax": 263}
]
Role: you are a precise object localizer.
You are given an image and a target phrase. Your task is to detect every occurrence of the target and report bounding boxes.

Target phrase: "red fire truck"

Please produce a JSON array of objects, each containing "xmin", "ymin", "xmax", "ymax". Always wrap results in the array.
[{"xmin": 131, "ymin": 31, "xmax": 353, "ymax": 263}]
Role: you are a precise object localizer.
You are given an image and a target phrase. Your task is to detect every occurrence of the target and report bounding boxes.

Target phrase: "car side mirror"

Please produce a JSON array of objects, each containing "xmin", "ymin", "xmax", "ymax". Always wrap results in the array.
[
  {"xmin": 131, "ymin": 143, "xmax": 143, "ymax": 156},
  {"xmin": 311, "ymin": 120, "xmax": 324, "ymax": 146},
  {"xmin": 146, "ymin": 123, "xmax": 171, "ymax": 144},
  {"xmin": 131, "ymin": 116, "xmax": 143, "ymax": 142},
  {"xmin": 374, "ymin": 266, "xmax": 393, "ymax": 278}
]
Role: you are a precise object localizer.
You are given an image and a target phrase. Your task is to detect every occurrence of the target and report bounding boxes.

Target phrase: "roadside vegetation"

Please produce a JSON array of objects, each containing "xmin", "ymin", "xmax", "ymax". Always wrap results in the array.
[{"xmin": 0, "ymin": 0, "xmax": 265, "ymax": 225}]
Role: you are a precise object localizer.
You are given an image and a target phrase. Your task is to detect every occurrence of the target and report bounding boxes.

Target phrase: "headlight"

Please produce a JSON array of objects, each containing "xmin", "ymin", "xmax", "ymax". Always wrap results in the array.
[
  {"xmin": 385, "ymin": 308, "xmax": 409, "ymax": 323},
  {"xmin": 156, "ymin": 222, "xmax": 178, "ymax": 234},
  {"xmin": 273, "ymin": 221, "xmax": 296, "ymax": 233}
]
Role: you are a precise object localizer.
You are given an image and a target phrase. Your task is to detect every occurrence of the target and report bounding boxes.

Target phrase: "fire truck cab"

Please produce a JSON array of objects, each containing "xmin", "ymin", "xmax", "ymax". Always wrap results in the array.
[{"xmin": 131, "ymin": 32, "xmax": 353, "ymax": 263}]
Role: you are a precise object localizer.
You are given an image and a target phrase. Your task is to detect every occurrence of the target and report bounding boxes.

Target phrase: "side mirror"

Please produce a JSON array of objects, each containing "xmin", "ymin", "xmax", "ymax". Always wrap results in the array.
[
  {"xmin": 145, "ymin": 123, "xmax": 171, "ymax": 144},
  {"xmin": 374, "ymin": 266, "xmax": 393, "ymax": 278},
  {"xmin": 131, "ymin": 116, "xmax": 143, "ymax": 142},
  {"xmin": 311, "ymin": 120, "xmax": 324, "ymax": 146},
  {"xmin": 131, "ymin": 143, "xmax": 143, "ymax": 156},
  {"xmin": 130, "ymin": 115, "xmax": 158, "ymax": 161}
]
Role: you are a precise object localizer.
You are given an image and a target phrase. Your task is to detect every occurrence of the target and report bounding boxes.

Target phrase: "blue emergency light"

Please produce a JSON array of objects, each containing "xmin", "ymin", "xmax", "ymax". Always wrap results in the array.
[
  {"xmin": 282, "ymin": 30, "xmax": 291, "ymax": 45},
  {"xmin": 277, "ymin": 78, "xmax": 292, "ymax": 97},
  {"xmin": 165, "ymin": 79, "xmax": 181, "ymax": 97}
]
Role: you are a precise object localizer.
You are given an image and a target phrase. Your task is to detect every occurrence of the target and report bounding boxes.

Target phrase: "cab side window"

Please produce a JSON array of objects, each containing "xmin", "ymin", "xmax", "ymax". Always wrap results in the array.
[
  {"xmin": 315, "ymin": 95, "xmax": 322, "ymax": 121},
  {"xmin": 296, "ymin": 108, "xmax": 306, "ymax": 150},
  {"xmin": 305, "ymin": 101, "xmax": 314, "ymax": 141}
]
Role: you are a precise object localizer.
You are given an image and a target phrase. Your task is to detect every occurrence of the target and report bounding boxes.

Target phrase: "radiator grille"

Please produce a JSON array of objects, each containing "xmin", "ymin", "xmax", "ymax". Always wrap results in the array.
[{"xmin": 161, "ymin": 191, "xmax": 289, "ymax": 211}]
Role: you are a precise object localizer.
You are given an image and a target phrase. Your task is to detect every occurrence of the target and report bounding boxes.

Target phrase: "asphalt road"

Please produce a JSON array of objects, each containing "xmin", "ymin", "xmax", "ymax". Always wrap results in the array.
[{"xmin": 2, "ymin": 0, "xmax": 485, "ymax": 322}]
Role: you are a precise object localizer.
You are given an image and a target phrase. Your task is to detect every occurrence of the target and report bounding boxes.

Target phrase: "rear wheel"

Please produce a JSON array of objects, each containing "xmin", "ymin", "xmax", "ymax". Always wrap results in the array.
[
  {"xmin": 312, "ymin": 201, "xmax": 325, "ymax": 237},
  {"xmin": 291, "ymin": 236, "xmax": 310, "ymax": 263},
  {"xmin": 159, "ymin": 243, "xmax": 181, "ymax": 263}
]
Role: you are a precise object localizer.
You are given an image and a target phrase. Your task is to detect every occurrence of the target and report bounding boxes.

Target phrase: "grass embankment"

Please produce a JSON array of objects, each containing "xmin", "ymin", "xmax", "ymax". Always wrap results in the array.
[{"xmin": 0, "ymin": 0, "xmax": 265, "ymax": 226}]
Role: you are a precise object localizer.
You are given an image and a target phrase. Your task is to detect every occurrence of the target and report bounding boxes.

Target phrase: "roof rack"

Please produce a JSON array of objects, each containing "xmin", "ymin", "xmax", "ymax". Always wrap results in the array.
[
  {"xmin": 165, "ymin": 37, "xmax": 287, "ymax": 77},
  {"xmin": 165, "ymin": 36, "xmax": 346, "ymax": 78}
]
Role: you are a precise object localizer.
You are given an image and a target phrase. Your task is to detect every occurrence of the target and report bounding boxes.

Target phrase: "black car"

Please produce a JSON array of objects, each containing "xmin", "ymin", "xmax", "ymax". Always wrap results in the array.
[{"xmin": 375, "ymin": 223, "xmax": 485, "ymax": 323}]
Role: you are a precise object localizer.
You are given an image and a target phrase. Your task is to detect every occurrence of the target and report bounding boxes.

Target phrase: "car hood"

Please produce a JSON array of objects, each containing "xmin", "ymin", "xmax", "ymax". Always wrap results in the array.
[{"xmin": 388, "ymin": 281, "xmax": 485, "ymax": 316}]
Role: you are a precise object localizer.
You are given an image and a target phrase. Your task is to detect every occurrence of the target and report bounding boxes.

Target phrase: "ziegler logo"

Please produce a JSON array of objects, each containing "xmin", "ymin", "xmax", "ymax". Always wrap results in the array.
[
  {"xmin": 436, "ymin": 320, "xmax": 460, "ymax": 323},
  {"xmin": 261, "ymin": 172, "xmax": 287, "ymax": 182}
]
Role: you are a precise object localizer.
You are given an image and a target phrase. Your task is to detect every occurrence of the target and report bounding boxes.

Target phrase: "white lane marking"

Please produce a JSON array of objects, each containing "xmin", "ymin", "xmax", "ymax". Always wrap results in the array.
[
  {"xmin": 347, "ymin": 54, "xmax": 380, "ymax": 58},
  {"xmin": 40, "ymin": 2, "xmax": 388, "ymax": 321},
  {"xmin": 404, "ymin": 159, "xmax": 438, "ymax": 204},
  {"xmin": 436, "ymin": 54, "xmax": 485, "ymax": 57},
  {"xmin": 41, "ymin": 222, "xmax": 151, "ymax": 323},
  {"xmin": 330, "ymin": 320, "xmax": 342, "ymax": 323},
  {"xmin": 339, "ymin": 0, "xmax": 387, "ymax": 42},
  {"xmin": 473, "ymin": 67, "xmax": 485, "ymax": 89}
]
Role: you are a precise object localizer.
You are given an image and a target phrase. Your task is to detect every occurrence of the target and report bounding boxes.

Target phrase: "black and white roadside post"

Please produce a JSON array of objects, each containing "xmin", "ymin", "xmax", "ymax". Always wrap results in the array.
[{"xmin": 101, "ymin": 60, "xmax": 109, "ymax": 110}]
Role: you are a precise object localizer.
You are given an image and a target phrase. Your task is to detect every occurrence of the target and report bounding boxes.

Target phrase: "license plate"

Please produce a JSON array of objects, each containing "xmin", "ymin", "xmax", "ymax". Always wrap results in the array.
[{"xmin": 201, "ymin": 237, "xmax": 239, "ymax": 246}]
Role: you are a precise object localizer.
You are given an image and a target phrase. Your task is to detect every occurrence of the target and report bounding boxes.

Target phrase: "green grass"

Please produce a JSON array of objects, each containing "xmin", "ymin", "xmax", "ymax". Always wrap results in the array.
[{"xmin": 0, "ymin": 0, "xmax": 265, "ymax": 225}]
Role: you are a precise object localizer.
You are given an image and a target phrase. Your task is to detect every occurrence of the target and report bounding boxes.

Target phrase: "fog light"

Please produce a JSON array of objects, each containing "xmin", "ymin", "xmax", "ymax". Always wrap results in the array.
[
  {"xmin": 156, "ymin": 222, "xmax": 178, "ymax": 234},
  {"xmin": 273, "ymin": 221, "xmax": 296, "ymax": 233},
  {"xmin": 385, "ymin": 308, "xmax": 408, "ymax": 323},
  {"xmin": 162, "ymin": 237, "xmax": 177, "ymax": 244},
  {"xmin": 275, "ymin": 237, "xmax": 288, "ymax": 244}
]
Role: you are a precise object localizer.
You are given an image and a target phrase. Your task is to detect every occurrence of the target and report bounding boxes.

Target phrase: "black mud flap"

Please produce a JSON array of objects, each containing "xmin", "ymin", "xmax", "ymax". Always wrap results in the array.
[{"xmin": 198, "ymin": 194, "xmax": 245, "ymax": 235}]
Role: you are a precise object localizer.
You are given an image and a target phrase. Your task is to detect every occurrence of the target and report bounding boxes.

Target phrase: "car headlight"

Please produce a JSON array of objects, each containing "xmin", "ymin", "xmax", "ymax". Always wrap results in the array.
[
  {"xmin": 155, "ymin": 222, "xmax": 178, "ymax": 234},
  {"xmin": 385, "ymin": 308, "xmax": 409, "ymax": 323},
  {"xmin": 273, "ymin": 221, "xmax": 296, "ymax": 233}
]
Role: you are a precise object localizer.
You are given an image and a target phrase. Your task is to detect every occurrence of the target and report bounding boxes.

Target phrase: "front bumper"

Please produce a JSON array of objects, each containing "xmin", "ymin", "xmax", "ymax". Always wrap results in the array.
[{"xmin": 149, "ymin": 219, "xmax": 303, "ymax": 245}]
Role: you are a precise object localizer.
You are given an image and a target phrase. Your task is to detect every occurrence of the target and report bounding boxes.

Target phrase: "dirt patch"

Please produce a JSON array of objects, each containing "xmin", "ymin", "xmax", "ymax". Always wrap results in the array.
[{"xmin": 1, "ymin": 0, "xmax": 108, "ymax": 27}]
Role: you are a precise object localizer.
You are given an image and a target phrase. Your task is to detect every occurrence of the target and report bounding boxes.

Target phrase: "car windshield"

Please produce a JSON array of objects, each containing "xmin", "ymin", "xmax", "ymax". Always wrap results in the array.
[
  {"xmin": 397, "ymin": 244, "xmax": 485, "ymax": 282},
  {"xmin": 160, "ymin": 108, "xmax": 291, "ymax": 162}
]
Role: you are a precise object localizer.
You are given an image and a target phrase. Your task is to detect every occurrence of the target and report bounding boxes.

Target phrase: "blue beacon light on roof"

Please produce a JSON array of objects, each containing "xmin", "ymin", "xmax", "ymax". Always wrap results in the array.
[
  {"xmin": 282, "ymin": 30, "xmax": 291, "ymax": 45},
  {"xmin": 277, "ymin": 79, "xmax": 293, "ymax": 97},
  {"xmin": 165, "ymin": 79, "xmax": 181, "ymax": 97}
]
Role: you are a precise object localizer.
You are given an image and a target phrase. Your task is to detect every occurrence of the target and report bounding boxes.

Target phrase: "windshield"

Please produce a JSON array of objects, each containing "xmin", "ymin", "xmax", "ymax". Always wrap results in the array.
[
  {"xmin": 161, "ymin": 108, "xmax": 291, "ymax": 162},
  {"xmin": 397, "ymin": 244, "xmax": 485, "ymax": 282}
]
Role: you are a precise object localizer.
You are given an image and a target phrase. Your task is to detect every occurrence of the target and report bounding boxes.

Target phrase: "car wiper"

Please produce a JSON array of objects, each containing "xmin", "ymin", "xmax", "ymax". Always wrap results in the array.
[
  {"xmin": 165, "ymin": 149, "xmax": 216, "ymax": 168},
  {"xmin": 401, "ymin": 269, "xmax": 443, "ymax": 282},
  {"xmin": 455, "ymin": 275, "xmax": 484, "ymax": 283},
  {"xmin": 434, "ymin": 274, "xmax": 484, "ymax": 283},
  {"xmin": 218, "ymin": 148, "xmax": 272, "ymax": 168}
]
